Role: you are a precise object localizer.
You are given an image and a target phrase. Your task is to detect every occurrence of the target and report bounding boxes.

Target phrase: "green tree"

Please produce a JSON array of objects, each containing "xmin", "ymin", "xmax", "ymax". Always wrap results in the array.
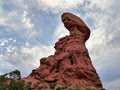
[
  {"xmin": 9, "ymin": 70, "xmax": 21, "ymax": 80},
  {"xmin": 0, "ymin": 70, "xmax": 27, "ymax": 90}
]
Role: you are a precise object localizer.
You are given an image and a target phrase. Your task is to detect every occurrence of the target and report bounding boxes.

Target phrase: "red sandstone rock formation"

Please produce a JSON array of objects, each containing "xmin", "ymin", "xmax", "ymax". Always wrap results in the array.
[{"xmin": 24, "ymin": 12, "xmax": 102, "ymax": 90}]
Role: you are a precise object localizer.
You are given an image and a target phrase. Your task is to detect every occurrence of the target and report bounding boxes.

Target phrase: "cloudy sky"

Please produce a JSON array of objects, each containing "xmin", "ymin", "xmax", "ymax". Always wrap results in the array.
[{"xmin": 0, "ymin": 0, "xmax": 120, "ymax": 89}]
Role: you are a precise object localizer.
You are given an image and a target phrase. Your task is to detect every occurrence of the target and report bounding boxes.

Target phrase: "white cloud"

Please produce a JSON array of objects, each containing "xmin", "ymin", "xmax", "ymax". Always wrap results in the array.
[
  {"xmin": 0, "ymin": 8, "xmax": 21, "ymax": 29},
  {"xmin": 0, "ymin": 44, "xmax": 54, "ymax": 76},
  {"xmin": 85, "ymin": 1, "xmax": 120, "ymax": 89},
  {"xmin": 33, "ymin": 0, "xmax": 118, "ymax": 14},
  {"xmin": 88, "ymin": 0, "xmax": 110, "ymax": 10},
  {"xmin": 0, "ymin": 0, "xmax": 35, "ymax": 37},
  {"xmin": 86, "ymin": 27, "xmax": 110, "ymax": 58},
  {"xmin": 53, "ymin": 23, "xmax": 69, "ymax": 39},
  {"xmin": 0, "ymin": 2, "xmax": 37, "ymax": 41},
  {"xmin": 0, "ymin": 39, "xmax": 8, "ymax": 47},
  {"xmin": 0, "ymin": 38, "xmax": 16, "ymax": 47},
  {"xmin": 86, "ymin": 27, "xmax": 120, "ymax": 70},
  {"xmin": 21, "ymin": 11, "xmax": 34, "ymax": 29},
  {"xmin": 0, "ymin": 0, "xmax": 120, "ymax": 89},
  {"xmin": 35, "ymin": 0, "xmax": 84, "ymax": 13},
  {"xmin": 0, "ymin": 17, "xmax": 7, "ymax": 25}
]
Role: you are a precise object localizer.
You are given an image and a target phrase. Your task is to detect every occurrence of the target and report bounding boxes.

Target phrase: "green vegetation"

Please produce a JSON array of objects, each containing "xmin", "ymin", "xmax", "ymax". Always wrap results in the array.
[
  {"xmin": 49, "ymin": 83, "xmax": 56, "ymax": 89},
  {"xmin": 100, "ymin": 88, "xmax": 106, "ymax": 90},
  {"xmin": 7, "ymin": 80, "xmax": 26, "ymax": 90},
  {"xmin": 26, "ymin": 82, "xmax": 32, "ymax": 90},
  {"xmin": 56, "ymin": 87, "xmax": 64, "ymax": 90},
  {"xmin": 9, "ymin": 69, "xmax": 21, "ymax": 80},
  {"xmin": 0, "ymin": 70, "xmax": 106, "ymax": 90},
  {"xmin": 0, "ymin": 70, "xmax": 28, "ymax": 90},
  {"xmin": 55, "ymin": 86, "xmax": 71, "ymax": 90},
  {"xmin": 85, "ymin": 87, "xmax": 95, "ymax": 90},
  {"xmin": 0, "ymin": 74, "xmax": 7, "ymax": 90},
  {"xmin": 75, "ymin": 86, "xmax": 81, "ymax": 90}
]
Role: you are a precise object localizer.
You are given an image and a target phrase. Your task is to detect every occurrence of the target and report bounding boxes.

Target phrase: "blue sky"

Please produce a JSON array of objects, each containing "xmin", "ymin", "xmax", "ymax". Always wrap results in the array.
[{"xmin": 0, "ymin": 0, "xmax": 120, "ymax": 89}]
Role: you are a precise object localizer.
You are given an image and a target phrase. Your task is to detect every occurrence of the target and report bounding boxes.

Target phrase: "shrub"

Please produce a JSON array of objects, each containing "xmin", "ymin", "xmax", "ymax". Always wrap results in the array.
[
  {"xmin": 8, "ymin": 79, "xmax": 27, "ymax": 90},
  {"xmin": 100, "ymin": 88, "xmax": 106, "ymax": 90},
  {"xmin": 49, "ymin": 83, "xmax": 56, "ymax": 89},
  {"xmin": 75, "ymin": 86, "xmax": 81, "ymax": 90},
  {"xmin": 0, "ymin": 70, "xmax": 28, "ymax": 90},
  {"xmin": 25, "ymin": 82, "xmax": 32, "ymax": 90},
  {"xmin": 85, "ymin": 87, "xmax": 95, "ymax": 90},
  {"xmin": 56, "ymin": 87, "xmax": 64, "ymax": 90},
  {"xmin": 26, "ymin": 82, "xmax": 32, "ymax": 87}
]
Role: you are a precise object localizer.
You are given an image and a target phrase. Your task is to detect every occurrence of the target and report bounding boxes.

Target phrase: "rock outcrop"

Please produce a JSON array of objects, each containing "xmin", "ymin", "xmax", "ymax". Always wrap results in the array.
[{"xmin": 24, "ymin": 12, "xmax": 102, "ymax": 90}]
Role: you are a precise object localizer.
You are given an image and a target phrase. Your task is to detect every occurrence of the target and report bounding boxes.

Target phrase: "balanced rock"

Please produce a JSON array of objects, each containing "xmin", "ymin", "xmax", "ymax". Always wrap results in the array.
[{"xmin": 24, "ymin": 12, "xmax": 102, "ymax": 90}]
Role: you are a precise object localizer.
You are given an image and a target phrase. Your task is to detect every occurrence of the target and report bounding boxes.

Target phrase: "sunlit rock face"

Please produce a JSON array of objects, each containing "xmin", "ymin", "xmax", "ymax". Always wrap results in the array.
[{"xmin": 24, "ymin": 12, "xmax": 102, "ymax": 90}]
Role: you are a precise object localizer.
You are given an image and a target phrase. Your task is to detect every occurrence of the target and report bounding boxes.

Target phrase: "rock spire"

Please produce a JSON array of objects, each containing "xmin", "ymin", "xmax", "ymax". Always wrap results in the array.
[{"xmin": 24, "ymin": 12, "xmax": 102, "ymax": 90}]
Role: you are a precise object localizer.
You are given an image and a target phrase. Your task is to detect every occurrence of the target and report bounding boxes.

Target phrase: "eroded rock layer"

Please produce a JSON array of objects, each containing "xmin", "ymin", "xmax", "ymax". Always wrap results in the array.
[{"xmin": 24, "ymin": 12, "xmax": 102, "ymax": 90}]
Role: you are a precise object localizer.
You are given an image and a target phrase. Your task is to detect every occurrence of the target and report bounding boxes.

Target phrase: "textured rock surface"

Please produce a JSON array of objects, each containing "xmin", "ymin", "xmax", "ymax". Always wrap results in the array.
[{"xmin": 24, "ymin": 12, "xmax": 102, "ymax": 90}]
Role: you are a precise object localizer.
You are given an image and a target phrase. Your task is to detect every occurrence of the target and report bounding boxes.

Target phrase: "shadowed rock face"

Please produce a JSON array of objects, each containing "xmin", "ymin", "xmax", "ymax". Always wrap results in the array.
[{"xmin": 24, "ymin": 12, "xmax": 102, "ymax": 90}]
